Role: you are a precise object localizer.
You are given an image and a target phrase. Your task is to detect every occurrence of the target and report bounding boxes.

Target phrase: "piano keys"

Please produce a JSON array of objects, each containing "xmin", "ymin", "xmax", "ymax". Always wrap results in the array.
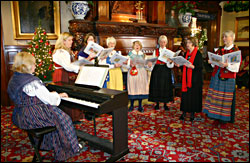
[
  {"xmin": 61, "ymin": 97, "xmax": 99, "ymax": 108},
  {"xmin": 46, "ymin": 82, "xmax": 129, "ymax": 162}
]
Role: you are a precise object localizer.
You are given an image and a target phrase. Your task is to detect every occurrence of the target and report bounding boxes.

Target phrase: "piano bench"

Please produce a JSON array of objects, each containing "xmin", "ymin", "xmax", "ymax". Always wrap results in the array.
[{"xmin": 25, "ymin": 126, "xmax": 57, "ymax": 162}]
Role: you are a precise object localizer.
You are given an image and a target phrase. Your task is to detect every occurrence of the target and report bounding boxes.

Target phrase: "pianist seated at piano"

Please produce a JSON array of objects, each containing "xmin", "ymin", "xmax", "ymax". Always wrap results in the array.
[
  {"xmin": 98, "ymin": 36, "xmax": 125, "ymax": 91},
  {"xmin": 52, "ymin": 32, "xmax": 81, "ymax": 84},
  {"xmin": 77, "ymin": 32, "xmax": 97, "ymax": 62},
  {"xmin": 7, "ymin": 52, "xmax": 83, "ymax": 162}
]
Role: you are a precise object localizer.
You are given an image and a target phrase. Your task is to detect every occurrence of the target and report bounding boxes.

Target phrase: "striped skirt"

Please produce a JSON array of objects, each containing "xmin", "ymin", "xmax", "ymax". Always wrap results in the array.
[
  {"xmin": 203, "ymin": 70, "xmax": 236, "ymax": 122},
  {"xmin": 12, "ymin": 94, "xmax": 79, "ymax": 161}
]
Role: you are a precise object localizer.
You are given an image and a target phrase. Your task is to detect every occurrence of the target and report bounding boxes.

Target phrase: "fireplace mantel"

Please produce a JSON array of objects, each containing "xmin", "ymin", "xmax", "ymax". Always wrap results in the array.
[{"xmin": 68, "ymin": 20, "xmax": 177, "ymax": 51}]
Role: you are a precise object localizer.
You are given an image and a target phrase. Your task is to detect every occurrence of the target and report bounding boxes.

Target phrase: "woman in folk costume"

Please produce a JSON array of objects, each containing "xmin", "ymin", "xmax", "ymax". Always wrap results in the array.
[
  {"xmin": 77, "ymin": 33, "xmax": 110, "ymax": 88},
  {"xmin": 127, "ymin": 41, "xmax": 150, "ymax": 112},
  {"xmin": 52, "ymin": 32, "xmax": 83, "ymax": 122},
  {"xmin": 203, "ymin": 30, "xmax": 241, "ymax": 128},
  {"xmin": 52, "ymin": 32, "xmax": 80, "ymax": 84},
  {"xmin": 148, "ymin": 35, "xmax": 174, "ymax": 111},
  {"xmin": 7, "ymin": 52, "xmax": 83, "ymax": 161},
  {"xmin": 77, "ymin": 32, "xmax": 97, "ymax": 62},
  {"xmin": 177, "ymin": 37, "xmax": 203, "ymax": 122},
  {"xmin": 98, "ymin": 36, "xmax": 124, "ymax": 91}
]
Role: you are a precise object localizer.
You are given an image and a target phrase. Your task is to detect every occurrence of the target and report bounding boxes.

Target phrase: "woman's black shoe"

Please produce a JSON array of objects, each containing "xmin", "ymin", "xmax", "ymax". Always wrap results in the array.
[
  {"xmin": 128, "ymin": 106, "xmax": 134, "ymax": 112},
  {"xmin": 164, "ymin": 105, "xmax": 169, "ymax": 111},
  {"xmin": 179, "ymin": 113, "xmax": 186, "ymax": 120},
  {"xmin": 154, "ymin": 104, "xmax": 159, "ymax": 110},
  {"xmin": 190, "ymin": 113, "xmax": 195, "ymax": 122},
  {"xmin": 138, "ymin": 107, "xmax": 144, "ymax": 113}
]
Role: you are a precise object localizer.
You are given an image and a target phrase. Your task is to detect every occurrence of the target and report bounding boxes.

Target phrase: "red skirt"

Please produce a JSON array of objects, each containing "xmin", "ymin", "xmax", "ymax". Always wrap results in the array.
[{"xmin": 53, "ymin": 69, "xmax": 77, "ymax": 84}]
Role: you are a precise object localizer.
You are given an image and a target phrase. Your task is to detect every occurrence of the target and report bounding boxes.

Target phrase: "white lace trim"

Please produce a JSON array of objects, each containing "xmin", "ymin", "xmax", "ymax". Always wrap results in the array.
[
  {"xmin": 131, "ymin": 50, "xmax": 144, "ymax": 55},
  {"xmin": 23, "ymin": 80, "xmax": 43, "ymax": 96}
]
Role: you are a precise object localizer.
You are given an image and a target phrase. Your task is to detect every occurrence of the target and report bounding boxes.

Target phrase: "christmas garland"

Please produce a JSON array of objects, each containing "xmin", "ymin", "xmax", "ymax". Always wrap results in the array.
[{"xmin": 223, "ymin": 1, "xmax": 249, "ymax": 13}]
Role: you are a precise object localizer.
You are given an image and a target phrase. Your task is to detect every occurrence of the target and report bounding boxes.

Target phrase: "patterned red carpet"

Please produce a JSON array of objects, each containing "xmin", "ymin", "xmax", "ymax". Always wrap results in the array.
[{"xmin": 1, "ymin": 85, "xmax": 249, "ymax": 162}]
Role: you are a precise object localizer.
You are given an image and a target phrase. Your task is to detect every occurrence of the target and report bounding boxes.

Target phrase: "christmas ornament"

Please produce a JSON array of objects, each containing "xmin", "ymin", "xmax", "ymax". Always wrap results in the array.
[{"xmin": 26, "ymin": 25, "xmax": 54, "ymax": 82}]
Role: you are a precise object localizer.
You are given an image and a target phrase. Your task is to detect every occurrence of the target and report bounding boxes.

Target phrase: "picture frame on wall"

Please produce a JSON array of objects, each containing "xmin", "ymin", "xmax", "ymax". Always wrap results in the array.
[
  {"xmin": 235, "ymin": 16, "xmax": 249, "ymax": 42},
  {"xmin": 11, "ymin": 1, "xmax": 60, "ymax": 40}
]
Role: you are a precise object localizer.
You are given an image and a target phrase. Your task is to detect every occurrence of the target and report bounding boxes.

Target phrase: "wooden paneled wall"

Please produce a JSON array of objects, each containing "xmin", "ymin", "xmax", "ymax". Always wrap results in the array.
[
  {"xmin": 1, "ymin": 17, "xmax": 9, "ymax": 106},
  {"xmin": 99, "ymin": 36, "xmax": 158, "ymax": 56}
]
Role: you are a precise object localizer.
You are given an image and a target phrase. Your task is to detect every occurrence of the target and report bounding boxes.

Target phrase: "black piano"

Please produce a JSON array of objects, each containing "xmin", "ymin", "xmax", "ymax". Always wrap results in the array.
[{"xmin": 46, "ymin": 82, "xmax": 129, "ymax": 162}]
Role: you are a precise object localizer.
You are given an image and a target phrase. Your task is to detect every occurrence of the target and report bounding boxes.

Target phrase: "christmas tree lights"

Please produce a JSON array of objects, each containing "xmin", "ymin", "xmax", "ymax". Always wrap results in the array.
[{"xmin": 26, "ymin": 26, "xmax": 54, "ymax": 82}]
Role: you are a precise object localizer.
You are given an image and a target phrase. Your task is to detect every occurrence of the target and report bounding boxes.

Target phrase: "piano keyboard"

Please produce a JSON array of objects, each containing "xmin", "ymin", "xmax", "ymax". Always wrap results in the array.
[{"xmin": 61, "ymin": 97, "xmax": 100, "ymax": 109}]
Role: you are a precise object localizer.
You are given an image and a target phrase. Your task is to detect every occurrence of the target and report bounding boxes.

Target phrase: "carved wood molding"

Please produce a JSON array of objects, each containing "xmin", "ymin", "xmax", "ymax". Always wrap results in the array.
[{"xmin": 69, "ymin": 20, "xmax": 177, "ymax": 50}]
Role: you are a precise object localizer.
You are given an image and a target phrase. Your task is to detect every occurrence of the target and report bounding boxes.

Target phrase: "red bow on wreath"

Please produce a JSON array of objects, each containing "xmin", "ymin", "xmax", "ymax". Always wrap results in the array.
[{"xmin": 130, "ymin": 66, "xmax": 138, "ymax": 76}]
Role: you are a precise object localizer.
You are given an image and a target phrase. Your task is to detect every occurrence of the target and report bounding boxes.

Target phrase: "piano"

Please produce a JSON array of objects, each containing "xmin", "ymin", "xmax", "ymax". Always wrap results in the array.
[{"xmin": 46, "ymin": 82, "xmax": 129, "ymax": 162}]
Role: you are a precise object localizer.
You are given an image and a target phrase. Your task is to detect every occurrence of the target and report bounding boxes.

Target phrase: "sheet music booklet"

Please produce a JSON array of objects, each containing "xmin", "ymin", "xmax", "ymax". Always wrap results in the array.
[
  {"xmin": 131, "ymin": 57, "xmax": 158, "ymax": 67},
  {"xmin": 223, "ymin": 50, "xmax": 241, "ymax": 64},
  {"xmin": 171, "ymin": 56, "xmax": 191, "ymax": 66},
  {"xmin": 208, "ymin": 50, "xmax": 241, "ymax": 67},
  {"xmin": 158, "ymin": 49, "xmax": 190, "ymax": 66},
  {"xmin": 75, "ymin": 66, "xmax": 109, "ymax": 89},
  {"xmin": 84, "ymin": 42, "xmax": 114, "ymax": 59},
  {"xmin": 110, "ymin": 51, "xmax": 128, "ymax": 65}
]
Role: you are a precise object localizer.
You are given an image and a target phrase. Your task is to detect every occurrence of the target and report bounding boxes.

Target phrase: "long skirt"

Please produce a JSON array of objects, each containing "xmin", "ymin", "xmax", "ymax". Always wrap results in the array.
[
  {"xmin": 107, "ymin": 68, "xmax": 123, "ymax": 91},
  {"xmin": 203, "ymin": 70, "xmax": 236, "ymax": 122},
  {"xmin": 127, "ymin": 67, "xmax": 149, "ymax": 99},
  {"xmin": 148, "ymin": 64, "xmax": 173, "ymax": 103},
  {"xmin": 180, "ymin": 85, "xmax": 203, "ymax": 113},
  {"xmin": 52, "ymin": 68, "xmax": 77, "ymax": 84},
  {"xmin": 12, "ymin": 94, "xmax": 79, "ymax": 161},
  {"xmin": 53, "ymin": 68, "xmax": 69, "ymax": 83}
]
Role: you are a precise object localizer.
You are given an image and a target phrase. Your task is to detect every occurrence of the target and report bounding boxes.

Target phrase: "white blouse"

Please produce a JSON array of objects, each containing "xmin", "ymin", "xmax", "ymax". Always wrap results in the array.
[
  {"xmin": 153, "ymin": 47, "xmax": 174, "ymax": 68},
  {"xmin": 23, "ymin": 80, "xmax": 61, "ymax": 106},
  {"xmin": 53, "ymin": 49, "xmax": 80, "ymax": 73}
]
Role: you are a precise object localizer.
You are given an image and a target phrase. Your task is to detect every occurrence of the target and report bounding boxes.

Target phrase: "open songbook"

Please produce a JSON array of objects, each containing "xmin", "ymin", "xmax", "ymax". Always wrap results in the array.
[
  {"xmin": 75, "ymin": 66, "xmax": 109, "ymax": 88},
  {"xmin": 170, "ymin": 56, "xmax": 191, "ymax": 66},
  {"xmin": 208, "ymin": 50, "xmax": 241, "ymax": 67},
  {"xmin": 158, "ymin": 49, "xmax": 181, "ymax": 63},
  {"xmin": 131, "ymin": 57, "xmax": 158, "ymax": 67},
  {"xmin": 110, "ymin": 52, "xmax": 128, "ymax": 65},
  {"xmin": 84, "ymin": 42, "xmax": 114, "ymax": 59},
  {"xmin": 158, "ymin": 49, "xmax": 190, "ymax": 66},
  {"xmin": 223, "ymin": 50, "xmax": 241, "ymax": 63}
]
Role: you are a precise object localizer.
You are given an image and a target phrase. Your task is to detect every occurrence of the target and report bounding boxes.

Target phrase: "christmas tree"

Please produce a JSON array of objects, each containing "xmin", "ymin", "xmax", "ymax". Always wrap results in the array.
[
  {"xmin": 26, "ymin": 26, "xmax": 54, "ymax": 82},
  {"xmin": 196, "ymin": 28, "xmax": 208, "ymax": 50}
]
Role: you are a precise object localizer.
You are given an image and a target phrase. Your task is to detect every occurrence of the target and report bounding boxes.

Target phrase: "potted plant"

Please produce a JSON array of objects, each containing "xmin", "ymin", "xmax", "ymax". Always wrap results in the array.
[
  {"xmin": 66, "ymin": 1, "xmax": 93, "ymax": 19},
  {"xmin": 172, "ymin": 1, "xmax": 198, "ymax": 27}
]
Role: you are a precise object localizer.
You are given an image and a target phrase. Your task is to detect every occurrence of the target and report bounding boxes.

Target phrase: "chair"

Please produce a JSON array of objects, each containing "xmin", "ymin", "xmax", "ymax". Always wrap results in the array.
[{"xmin": 25, "ymin": 126, "xmax": 56, "ymax": 162}]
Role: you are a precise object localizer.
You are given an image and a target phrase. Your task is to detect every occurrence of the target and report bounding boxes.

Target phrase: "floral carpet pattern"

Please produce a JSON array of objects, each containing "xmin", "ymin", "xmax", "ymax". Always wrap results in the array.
[{"xmin": 1, "ymin": 86, "xmax": 249, "ymax": 162}]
